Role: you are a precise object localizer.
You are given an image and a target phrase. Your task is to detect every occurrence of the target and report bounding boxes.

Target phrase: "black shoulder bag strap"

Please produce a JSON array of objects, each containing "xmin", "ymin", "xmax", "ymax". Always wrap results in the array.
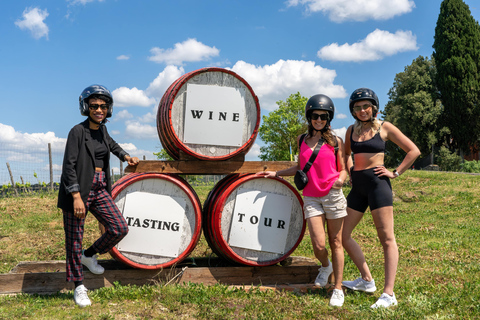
[{"xmin": 300, "ymin": 134, "xmax": 324, "ymax": 174}]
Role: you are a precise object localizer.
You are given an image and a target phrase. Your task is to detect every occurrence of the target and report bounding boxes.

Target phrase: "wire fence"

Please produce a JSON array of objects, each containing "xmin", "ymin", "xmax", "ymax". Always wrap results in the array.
[
  {"xmin": 0, "ymin": 142, "xmax": 227, "ymax": 196},
  {"xmin": 0, "ymin": 142, "xmax": 129, "ymax": 196}
]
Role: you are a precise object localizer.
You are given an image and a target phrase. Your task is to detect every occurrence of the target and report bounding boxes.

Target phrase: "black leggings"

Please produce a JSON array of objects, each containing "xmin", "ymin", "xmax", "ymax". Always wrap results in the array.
[{"xmin": 347, "ymin": 167, "xmax": 393, "ymax": 212}]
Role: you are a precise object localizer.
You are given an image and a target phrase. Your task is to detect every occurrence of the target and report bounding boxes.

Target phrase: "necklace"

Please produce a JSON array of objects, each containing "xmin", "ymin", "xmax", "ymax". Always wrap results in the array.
[{"xmin": 359, "ymin": 125, "xmax": 371, "ymax": 139}]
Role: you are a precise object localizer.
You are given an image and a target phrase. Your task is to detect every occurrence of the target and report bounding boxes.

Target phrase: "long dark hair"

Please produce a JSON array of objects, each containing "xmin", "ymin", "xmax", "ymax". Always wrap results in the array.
[{"xmin": 307, "ymin": 121, "xmax": 336, "ymax": 147}]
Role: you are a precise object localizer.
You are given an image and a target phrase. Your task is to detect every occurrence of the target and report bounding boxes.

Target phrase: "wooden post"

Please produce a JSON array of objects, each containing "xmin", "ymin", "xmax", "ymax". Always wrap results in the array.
[
  {"xmin": 6, "ymin": 162, "xmax": 18, "ymax": 196},
  {"xmin": 48, "ymin": 143, "xmax": 53, "ymax": 191}
]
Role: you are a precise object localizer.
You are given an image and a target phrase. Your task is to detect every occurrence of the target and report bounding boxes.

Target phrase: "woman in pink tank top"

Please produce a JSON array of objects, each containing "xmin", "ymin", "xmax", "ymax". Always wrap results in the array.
[{"xmin": 258, "ymin": 94, "xmax": 348, "ymax": 307}]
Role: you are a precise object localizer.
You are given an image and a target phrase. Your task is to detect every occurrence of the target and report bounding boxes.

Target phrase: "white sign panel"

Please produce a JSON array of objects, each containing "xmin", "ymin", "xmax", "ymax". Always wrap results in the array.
[
  {"xmin": 228, "ymin": 188, "xmax": 293, "ymax": 254},
  {"xmin": 183, "ymin": 83, "xmax": 245, "ymax": 147},
  {"xmin": 117, "ymin": 191, "xmax": 186, "ymax": 257}
]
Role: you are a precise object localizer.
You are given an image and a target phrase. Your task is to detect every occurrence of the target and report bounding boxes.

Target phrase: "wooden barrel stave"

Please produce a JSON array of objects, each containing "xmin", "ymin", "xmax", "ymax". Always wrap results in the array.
[
  {"xmin": 158, "ymin": 68, "xmax": 260, "ymax": 160},
  {"xmin": 204, "ymin": 174, "xmax": 305, "ymax": 266},
  {"xmin": 110, "ymin": 173, "xmax": 202, "ymax": 269}
]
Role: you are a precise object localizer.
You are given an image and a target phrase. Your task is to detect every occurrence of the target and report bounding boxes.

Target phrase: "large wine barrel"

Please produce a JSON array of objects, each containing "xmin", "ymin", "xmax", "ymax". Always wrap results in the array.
[
  {"xmin": 203, "ymin": 174, "xmax": 305, "ymax": 266},
  {"xmin": 107, "ymin": 173, "xmax": 202, "ymax": 269},
  {"xmin": 157, "ymin": 67, "xmax": 260, "ymax": 160}
]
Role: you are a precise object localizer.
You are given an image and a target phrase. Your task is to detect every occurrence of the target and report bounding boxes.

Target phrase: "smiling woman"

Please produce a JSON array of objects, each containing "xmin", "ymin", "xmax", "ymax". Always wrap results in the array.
[{"xmin": 56, "ymin": 84, "xmax": 141, "ymax": 308}]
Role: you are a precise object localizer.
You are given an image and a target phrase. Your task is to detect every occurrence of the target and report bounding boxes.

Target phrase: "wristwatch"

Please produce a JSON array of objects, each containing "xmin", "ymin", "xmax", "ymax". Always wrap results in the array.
[{"xmin": 393, "ymin": 169, "xmax": 400, "ymax": 178}]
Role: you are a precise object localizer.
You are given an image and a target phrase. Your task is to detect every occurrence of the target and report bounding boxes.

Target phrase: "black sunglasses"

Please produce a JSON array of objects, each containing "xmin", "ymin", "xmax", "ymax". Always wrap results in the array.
[
  {"xmin": 89, "ymin": 104, "xmax": 109, "ymax": 111},
  {"xmin": 311, "ymin": 113, "xmax": 329, "ymax": 121}
]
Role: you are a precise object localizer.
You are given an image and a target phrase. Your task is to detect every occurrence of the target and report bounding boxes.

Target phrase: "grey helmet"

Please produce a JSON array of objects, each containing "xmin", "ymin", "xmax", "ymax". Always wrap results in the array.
[{"xmin": 79, "ymin": 84, "xmax": 113, "ymax": 118}]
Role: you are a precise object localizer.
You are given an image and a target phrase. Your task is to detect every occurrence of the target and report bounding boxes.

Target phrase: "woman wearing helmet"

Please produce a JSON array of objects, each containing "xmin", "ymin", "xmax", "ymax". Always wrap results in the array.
[
  {"xmin": 57, "ymin": 84, "xmax": 140, "ymax": 307},
  {"xmin": 258, "ymin": 94, "xmax": 348, "ymax": 307},
  {"xmin": 342, "ymin": 88, "xmax": 420, "ymax": 308}
]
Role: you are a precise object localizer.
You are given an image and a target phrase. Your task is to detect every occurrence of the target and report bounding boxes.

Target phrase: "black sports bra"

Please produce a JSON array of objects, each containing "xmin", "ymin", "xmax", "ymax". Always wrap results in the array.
[{"xmin": 350, "ymin": 125, "xmax": 386, "ymax": 154}]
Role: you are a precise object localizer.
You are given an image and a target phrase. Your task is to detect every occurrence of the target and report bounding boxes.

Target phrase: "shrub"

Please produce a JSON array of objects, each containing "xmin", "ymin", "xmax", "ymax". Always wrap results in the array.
[
  {"xmin": 437, "ymin": 146, "xmax": 462, "ymax": 172},
  {"xmin": 461, "ymin": 160, "xmax": 480, "ymax": 173}
]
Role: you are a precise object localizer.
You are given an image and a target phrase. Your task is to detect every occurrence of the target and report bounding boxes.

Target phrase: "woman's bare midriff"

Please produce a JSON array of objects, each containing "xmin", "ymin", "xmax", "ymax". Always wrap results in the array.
[{"xmin": 353, "ymin": 152, "xmax": 385, "ymax": 171}]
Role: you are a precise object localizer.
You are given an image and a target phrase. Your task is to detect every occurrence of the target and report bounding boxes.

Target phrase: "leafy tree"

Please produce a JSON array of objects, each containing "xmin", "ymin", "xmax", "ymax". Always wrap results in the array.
[
  {"xmin": 433, "ymin": 0, "xmax": 480, "ymax": 156},
  {"xmin": 258, "ymin": 92, "xmax": 308, "ymax": 161},
  {"xmin": 154, "ymin": 149, "xmax": 174, "ymax": 161},
  {"xmin": 382, "ymin": 56, "xmax": 447, "ymax": 166}
]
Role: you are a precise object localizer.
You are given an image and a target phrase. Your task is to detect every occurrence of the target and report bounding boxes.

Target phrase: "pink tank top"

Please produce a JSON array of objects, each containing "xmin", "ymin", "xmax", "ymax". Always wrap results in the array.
[{"xmin": 299, "ymin": 139, "xmax": 339, "ymax": 197}]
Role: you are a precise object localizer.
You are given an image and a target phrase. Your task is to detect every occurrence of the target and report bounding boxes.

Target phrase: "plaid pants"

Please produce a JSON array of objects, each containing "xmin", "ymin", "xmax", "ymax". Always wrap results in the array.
[{"xmin": 63, "ymin": 171, "xmax": 128, "ymax": 282}]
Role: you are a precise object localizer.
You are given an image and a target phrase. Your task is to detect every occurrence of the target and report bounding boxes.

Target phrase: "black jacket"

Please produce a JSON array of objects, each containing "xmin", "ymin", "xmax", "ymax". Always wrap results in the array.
[{"xmin": 57, "ymin": 119, "xmax": 128, "ymax": 211}]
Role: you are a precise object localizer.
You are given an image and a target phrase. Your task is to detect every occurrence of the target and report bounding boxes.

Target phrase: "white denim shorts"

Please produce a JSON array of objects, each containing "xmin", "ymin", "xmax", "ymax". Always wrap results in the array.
[{"xmin": 303, "ymin": 188, "xmax": 347, "ymax": 220}]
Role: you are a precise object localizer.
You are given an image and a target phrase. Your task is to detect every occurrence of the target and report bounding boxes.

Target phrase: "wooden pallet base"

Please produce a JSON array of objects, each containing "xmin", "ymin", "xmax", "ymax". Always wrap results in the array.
[{"xmin": 0, "ymin": 257, "xmax": 319, "ymax": 295}]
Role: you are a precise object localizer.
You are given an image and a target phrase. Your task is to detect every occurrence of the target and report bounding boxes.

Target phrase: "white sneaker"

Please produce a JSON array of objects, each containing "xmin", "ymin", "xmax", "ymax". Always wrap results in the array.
[
  {"xmin": 74, "ymin": 285, "xmax": 91, "ymax": 307},
  {"xmin": 329, "ymin": 289, "xmax": 344, "ymax": 307},
  {"xmin": 314, "ymin": 259, "xmax": 333, "ymax": 287},
  {"xmin": 342, "ymin": 277, "xmax": 376, "ymax": 292},
  {"xmin": 371, "ymin": 292, "xmax": 398, "ymax": 308},
  {"xmin": 81, "ymin": 251, "xmax": 105, "ymax": 275}
]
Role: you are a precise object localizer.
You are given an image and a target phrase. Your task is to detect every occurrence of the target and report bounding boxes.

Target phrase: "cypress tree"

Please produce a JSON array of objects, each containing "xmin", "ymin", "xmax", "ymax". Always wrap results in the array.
[{"xmin": 433, "ymin": 0, "xmax": 480, "ymax": 156}]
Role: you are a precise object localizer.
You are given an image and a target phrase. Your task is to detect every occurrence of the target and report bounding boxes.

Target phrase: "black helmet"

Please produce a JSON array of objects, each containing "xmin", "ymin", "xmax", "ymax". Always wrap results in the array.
[
  {"xmin": 349, "ymin": 88, "xmax": 379, "ymax": 120},
  {"xmin": 79, "ymin": 84, "xmax": 114, "ymax": 118},
  {"xmin": 305, "ymin": 94, "xmax": 335, "ymax": 122}
]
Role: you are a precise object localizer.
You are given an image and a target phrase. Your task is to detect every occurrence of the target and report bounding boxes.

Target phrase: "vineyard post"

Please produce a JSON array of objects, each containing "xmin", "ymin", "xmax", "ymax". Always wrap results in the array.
[
  {"xmin": 48, "ymin": 143, "xmax": 53, "ymax": 190},
  {"xmin": 6, "ymin": 162, "xmax": 18, "ymax": 196}
]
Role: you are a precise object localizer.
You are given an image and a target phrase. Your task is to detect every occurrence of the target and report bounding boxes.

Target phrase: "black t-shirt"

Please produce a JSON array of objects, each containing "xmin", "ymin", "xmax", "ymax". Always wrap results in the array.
[{"xmin": 90, "ymin": 129, "xmax": 108, "ymax": 169}]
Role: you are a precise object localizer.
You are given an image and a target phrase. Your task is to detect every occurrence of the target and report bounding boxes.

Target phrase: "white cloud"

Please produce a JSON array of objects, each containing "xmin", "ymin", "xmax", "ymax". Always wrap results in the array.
[
  {"xmin": 245, "ymin": 143, "xmax": 261, "ymax": 161},
  {"xmin": 148, "ymin": 38, "xmax": 220, "ymax": 66},
  {"xmin": 317, "ymin": 29, "xmax": 418, "ymax": 62},
  {"xmin": 336, "ymin": 113, "xmax": 347, "ymax": 119},
  {"xmin": 230, "ymin": 60, "xmax": 347, "ymax": 111},
  {"xmin": 0, "ymin": 123, "xmax": 65, "ymax": 156},
  {"xmin": 112, "ymin": 110, "xmax": 134, "ymax": 122},
  {"xmin": 112, "ymin": 87, "xmax": 156, "ymax": 107},
  {"xmin": 124, "ymin": 121, "xmax": 158, "ymax": 140},
  {"xmin": 145, "ymin": 65, "xmax": 185, "ymax": 100},
  {"xmin": 333, "ymin": 126, "xmax": 347, "ymax": 142},
  {"xmin": 117, "ymin": 143, "xmax": 157, "ymax": 160},
  {"xmin": 287, "ymin": 0, "xmax": 415, "ymax": 22},
  {"xmin": 15, "ymin": 7, "xmax": 49, "ymax": 40},
  {"xmin": 117, "ymin": 55, "xmax": 130, "ymax": 60},
  {"xmin": 68, "ymin": 0, "xmax": 105, "ymax": 5},
  {"xmin": 137, "ymin": 109, "xmax": 157, "ymax": 124}
]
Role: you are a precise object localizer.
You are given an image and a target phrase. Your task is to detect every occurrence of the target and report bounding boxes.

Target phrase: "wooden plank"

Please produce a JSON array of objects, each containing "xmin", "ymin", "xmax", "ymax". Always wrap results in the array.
[
  {"xmin": 125, "ymin": 161, "xmax": 297, "ymax": 174},
  {"xmin": 1, "ymin": 258, "xmax": 318, "ymax": 295}
]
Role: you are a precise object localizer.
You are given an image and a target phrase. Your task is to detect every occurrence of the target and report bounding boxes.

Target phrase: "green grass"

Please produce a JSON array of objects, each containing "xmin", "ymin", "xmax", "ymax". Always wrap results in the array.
[{"xmin": 0, "ymin": 171, "xmax": 479, "ymax": 319}]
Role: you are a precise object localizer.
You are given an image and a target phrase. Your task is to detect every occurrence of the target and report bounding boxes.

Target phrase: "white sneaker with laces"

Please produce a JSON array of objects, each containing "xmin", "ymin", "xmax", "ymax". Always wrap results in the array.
[
  {"xmin": 74, "ymin": 285, "xmax": 91, "ymax": 307},
  {"xmin": 81, "ymin": 251, "xmax": 105, "ymax": 275},
  {"xmin": 314, "ymin": 259, "xmax": 333, "ymax": 287},
  {"xmin": 371, "ymin": 292, "xmax": 398, "ymax": 308},
  {"xmin": 329, "ymin": 289, "xmax": 344, "ymax": 307},
  {"xmin": 342, "ymin": 277, "xmax": 376, "ymax": 292}
]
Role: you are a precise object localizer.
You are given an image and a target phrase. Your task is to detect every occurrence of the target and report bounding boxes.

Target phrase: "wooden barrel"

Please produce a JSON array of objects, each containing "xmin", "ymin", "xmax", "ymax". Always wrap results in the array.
[
  {"xmin": 157, "ymin": 67, "xmax": 260, "ymax": 160},
  {"xmin": 203, "ymin": 174, "xmax": 305, "ymax": 266},
  {"xmin": 107, "ymin": 173, "xmax": 202, "ymax": 269}
]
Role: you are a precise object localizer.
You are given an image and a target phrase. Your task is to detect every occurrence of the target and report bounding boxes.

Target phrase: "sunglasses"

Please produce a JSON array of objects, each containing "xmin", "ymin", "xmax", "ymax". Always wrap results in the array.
[
  {"xmin": 353, "ymin": 104, "xmax": 372, "ymax": 112},
  {"xmin": 311, "ymin": 113, "xmax": 329, "ymax": 121},
  {"xmin": 89, "ymin": 104, "xmax": 108, "ymax": 111}
]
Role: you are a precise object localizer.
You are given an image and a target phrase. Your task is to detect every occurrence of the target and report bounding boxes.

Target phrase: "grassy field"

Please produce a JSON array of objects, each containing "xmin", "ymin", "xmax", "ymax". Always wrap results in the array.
[{"xmin": 0, "ymin": 171, "xmax": 479, "ymax": 319}]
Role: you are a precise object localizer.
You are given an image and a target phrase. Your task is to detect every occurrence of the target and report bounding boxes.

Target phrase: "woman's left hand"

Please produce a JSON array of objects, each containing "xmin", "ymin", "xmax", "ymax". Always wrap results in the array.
[
  {"xmin": 374, "ymin": 165, "xmax": 395, "ymax": 178},
  {"xmin": 126, "ymin": 156, "xmax": 140, "ymax": 166},
  {"xmin": 332, "ymin": 178, "xmax": 344, "ymax": 189}
]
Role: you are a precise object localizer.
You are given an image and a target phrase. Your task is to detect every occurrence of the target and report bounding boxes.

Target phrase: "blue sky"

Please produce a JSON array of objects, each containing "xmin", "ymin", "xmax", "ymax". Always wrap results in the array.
[{"xmin": 0, "ymin": 0, "xmax": 479, "ymax": 183}]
